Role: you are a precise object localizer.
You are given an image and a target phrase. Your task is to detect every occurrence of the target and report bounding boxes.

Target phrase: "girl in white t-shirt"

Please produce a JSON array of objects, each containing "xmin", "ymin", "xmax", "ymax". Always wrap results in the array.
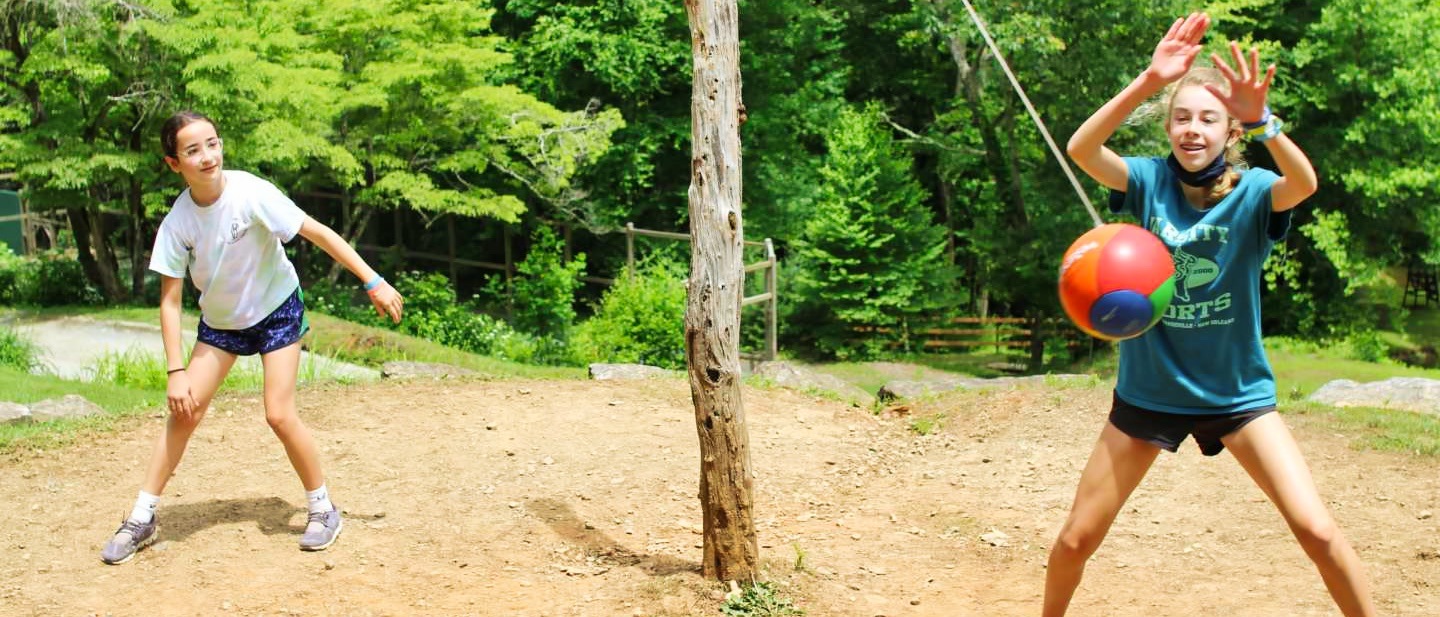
[{"xmin": 101, "ymin": 111, "xmax": 404, "ymax": 564}]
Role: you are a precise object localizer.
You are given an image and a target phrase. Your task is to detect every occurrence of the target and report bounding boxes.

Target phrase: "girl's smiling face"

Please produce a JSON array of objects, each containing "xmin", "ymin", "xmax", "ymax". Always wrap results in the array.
[
  {"xmin": 1167, "ymin": 85, "xmax": 1238, "ymax": 171},
  {"xmin": 165, "ymin": 120, "xmax": 224, "ymax": 187}
]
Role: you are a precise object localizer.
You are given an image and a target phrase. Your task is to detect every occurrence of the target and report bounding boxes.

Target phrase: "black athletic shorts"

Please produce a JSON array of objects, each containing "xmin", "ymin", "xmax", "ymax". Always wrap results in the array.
[{"xmin": 1108, "ymin": 391, "xmax": 1275, "ymax": 456}]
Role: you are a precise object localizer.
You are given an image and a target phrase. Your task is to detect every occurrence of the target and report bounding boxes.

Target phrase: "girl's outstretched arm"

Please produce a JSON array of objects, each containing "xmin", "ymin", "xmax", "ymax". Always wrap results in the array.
[
  {"xmin": 158, "ymin": 275, "xmax": 198, "ymax": 416},
  {"xmin": 297, "ymin": 216, "xmax": 404, "ymax": 323},
  {"xmin": 1207, "ymin": 43, "xmax": 1318, "ymax": 212},
  {"xmin": 1067, "ymin": 13, "xmax": 1210, "ymax": 191}
]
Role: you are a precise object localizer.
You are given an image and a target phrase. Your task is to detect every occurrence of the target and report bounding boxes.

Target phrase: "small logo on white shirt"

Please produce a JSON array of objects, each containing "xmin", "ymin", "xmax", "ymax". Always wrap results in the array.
[{"xmin": 227, "ymin": 218, "xmax": 250, "ymax": 245}]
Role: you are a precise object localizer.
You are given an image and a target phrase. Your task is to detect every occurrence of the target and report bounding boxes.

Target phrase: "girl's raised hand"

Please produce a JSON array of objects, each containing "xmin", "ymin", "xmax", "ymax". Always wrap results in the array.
[
  {"xmin": 1148, "ymin": 13, "xmax": 1210, "ymax": 83},
  {"xmin": 1208, "ymin": 42, "xmax": 1275, "ymax": 125}
]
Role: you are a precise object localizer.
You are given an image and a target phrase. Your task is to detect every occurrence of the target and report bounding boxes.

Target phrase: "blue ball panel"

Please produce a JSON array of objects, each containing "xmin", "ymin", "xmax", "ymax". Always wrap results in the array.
[{"xmin": 1089, "ymin": 290, "xmax": 1156, "ymax": 339}]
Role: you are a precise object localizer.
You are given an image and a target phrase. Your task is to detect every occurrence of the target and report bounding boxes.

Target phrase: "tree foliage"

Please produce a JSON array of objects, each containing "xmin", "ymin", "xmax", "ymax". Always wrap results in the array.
[{"xmin": 3, "ymin": 0, "xmax": 1438, "ymax": 351}]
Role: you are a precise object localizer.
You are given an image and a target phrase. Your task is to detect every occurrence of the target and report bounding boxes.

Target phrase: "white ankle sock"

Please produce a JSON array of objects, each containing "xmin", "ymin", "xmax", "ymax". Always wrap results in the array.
[
  {"xmin": 129, "ymin": 491, "xmax": 160, "ymax": 524},
  {"xmin": 306, "ymin": 484, "xmax": 333, "ymax": 514}
]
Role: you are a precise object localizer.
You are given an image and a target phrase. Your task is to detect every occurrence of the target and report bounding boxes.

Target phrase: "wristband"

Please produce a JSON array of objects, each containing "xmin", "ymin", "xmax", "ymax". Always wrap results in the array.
[
  {"xmin": 167, "ymin": 368, "xmax": 185, "ymax": 375},
  {"xmin": 1242, "ymin": 105, "xmax": 1271, "ymax": 131},
  {"xmin": 363, "ymin": 275, "xmax": 384, "ymax": 292},
  {"xmin": 1247, "ymin": 116, "xmax": 1285, "ymax": 143}
]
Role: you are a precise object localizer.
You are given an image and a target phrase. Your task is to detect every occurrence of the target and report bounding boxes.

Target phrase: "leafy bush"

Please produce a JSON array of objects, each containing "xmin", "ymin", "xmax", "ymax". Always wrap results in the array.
[
  {"xmin": 0, "ymin": 327, "xmax": 37, "ymax": 371},
  {"xmin": 302, "ymin": 278, "xmax": 373, "ymax": 323},
  {"xmin": 389, "ymin": 270, "xmax": 539, "ymax": 362},
  {"xmin": 0, "ymin": 250, "xmax": 103, "ymax": 306},
  {"xmin": 571, "ymin": 257, "xmax": 687, "ymax": 370},
  {"xmin": 1346, "ymin": 329, "xmax": 1387, "ymax": 363},
  {"xmin": 504, "ymin": 225, "xmax": 586, "ymax": 341},
  {"xmin": 0, "ymin": 244, "xmax": 21, "ymax": 303},
  {"xmin": 721, "ymin": 581, "xmax": 804, "ymax": 616}
]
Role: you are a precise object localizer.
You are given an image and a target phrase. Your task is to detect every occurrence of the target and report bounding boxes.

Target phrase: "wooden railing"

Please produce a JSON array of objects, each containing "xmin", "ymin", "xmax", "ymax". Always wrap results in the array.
[{"xmin": 858, "ymin": 316, "xmax": 1094, "ymax": 372}]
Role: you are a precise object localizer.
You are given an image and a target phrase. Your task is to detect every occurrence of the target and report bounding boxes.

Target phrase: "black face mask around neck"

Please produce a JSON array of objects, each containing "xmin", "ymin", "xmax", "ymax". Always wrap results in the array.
[{"xmin": 1166, "ymin": 152, "xmax": 1228, "ymax": 187}]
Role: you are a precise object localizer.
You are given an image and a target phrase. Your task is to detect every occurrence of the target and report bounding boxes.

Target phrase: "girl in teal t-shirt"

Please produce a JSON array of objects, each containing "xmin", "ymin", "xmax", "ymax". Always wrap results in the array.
[{"xmin": 1044, "ymin": 13, "xmax": 1375, "ymax": 617}]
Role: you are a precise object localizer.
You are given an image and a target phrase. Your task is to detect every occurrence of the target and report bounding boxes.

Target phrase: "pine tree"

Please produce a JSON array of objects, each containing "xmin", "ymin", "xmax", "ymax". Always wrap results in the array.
[{"xmin": 791, "ymin": 104, "xmax": 956, "ymax": 359}]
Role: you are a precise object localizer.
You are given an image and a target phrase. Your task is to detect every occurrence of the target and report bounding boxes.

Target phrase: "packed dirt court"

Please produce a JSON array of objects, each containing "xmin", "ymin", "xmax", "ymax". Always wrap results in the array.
[{"xmin": 1, "ymin": 375, "xmax": 1437, "ymax": 616}]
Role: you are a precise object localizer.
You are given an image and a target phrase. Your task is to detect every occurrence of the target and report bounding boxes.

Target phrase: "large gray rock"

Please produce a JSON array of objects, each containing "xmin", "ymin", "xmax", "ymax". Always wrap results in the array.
[
  {"xmin": 588, "ymin": 363, "xmax": 673, "ymax": 380},
  {"xmin": 1308, "ymin": 378, "xmax": 1440, "ymax": 416},
  {"xmin": 0, "ymin": 402, "xmax": 31, "ymax": 425},
  {"xmin": 28, "ymin": 395, "xmax": 104, "ymax": 422},
  {"xmin": 753, "ymin": 361, "xmax": 876, "ymax": 406},
  {"xmin": 379, "ymin": 361, "xmax": 475, "ymax": 380},
  {"xmin": 878, "ymin": 374, "xmax": 1094, "ymax": 401}
]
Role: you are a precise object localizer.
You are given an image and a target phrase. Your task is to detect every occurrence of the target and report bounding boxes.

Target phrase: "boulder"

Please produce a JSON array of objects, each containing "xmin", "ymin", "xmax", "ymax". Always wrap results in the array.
[
  {"xmin": 878, "ymin": 373, "xmax": 1093, "ymax": 401},
  {"xmin": 0, "ymin": 401, "xmax": 31, "ymax": 425},
  {"xmin": 1308, "ymin": 378, "xmax": 1440, "ymax": 416},
  {"xmin": 753, "ymin": 361, "xmax": 876, "ymax": 406},
  {"xmin": 588, "ymin": 363, "xmax": 673, "ymax": 380},
  {"xmin": 28, "ymin": 395, "xmax": 104, "ymax": 422},
  {"xmin": 379, "ymin": 361, "xmax": 475, "ymax": 380}
]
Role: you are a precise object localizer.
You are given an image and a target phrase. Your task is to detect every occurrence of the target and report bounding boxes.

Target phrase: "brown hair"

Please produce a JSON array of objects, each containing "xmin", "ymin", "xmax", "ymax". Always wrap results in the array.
[
  {"xmin": 1164, "ymin": 68, "xmax": 1245, "ymax": 206},
  {"xmin": 160, "ymin": 111, "xmax": 218, "ymax": 158}
]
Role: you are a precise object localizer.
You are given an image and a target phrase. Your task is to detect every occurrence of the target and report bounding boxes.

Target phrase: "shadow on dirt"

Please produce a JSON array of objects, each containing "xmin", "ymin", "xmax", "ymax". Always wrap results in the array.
[
  {"xmin": 527, "ymin": 497, "xmax": 699, "ymax": 577},
  {"xmin": 153, "ymin": 496, "xmax": 299, "ymax": 541}
]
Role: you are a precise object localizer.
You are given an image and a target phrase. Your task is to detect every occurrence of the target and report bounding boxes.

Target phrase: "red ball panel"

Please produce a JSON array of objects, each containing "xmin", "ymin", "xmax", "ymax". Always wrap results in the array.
[{"xmin": 1095, "ymin": 225, "xmax": 1174, "ymax": 295}]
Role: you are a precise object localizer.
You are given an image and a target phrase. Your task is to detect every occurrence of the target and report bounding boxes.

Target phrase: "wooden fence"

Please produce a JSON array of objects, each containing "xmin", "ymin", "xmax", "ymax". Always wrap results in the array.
[{"xmin": 859, "ymin": 316, "xmax": 1094, "ymax": 372}]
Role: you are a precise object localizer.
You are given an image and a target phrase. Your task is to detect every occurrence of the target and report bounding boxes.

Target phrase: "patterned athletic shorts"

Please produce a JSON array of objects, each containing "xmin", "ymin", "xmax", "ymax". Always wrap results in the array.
[{"xmin": 197, "ymin": 288, "xmax": 309, "ymax": 356}]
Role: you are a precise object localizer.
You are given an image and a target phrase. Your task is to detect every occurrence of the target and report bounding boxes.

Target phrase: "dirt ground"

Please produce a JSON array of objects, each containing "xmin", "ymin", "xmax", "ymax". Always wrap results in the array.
[{"xmin": 1, "ymin": 375, "xmax": 1437, "ymax": 616}]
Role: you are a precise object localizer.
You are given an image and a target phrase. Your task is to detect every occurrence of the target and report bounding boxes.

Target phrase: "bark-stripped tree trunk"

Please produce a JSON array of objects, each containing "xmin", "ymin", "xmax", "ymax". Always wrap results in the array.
[{"xmin": 683, "ymin": 0, "xmax": 757, "ymax": 583}]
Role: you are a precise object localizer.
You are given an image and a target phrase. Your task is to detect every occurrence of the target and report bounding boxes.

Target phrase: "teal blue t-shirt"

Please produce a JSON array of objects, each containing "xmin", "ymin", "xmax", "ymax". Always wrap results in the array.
[{"xmin": 1109, "ymin": 157, "xmax": 1292, "ymax": 415}]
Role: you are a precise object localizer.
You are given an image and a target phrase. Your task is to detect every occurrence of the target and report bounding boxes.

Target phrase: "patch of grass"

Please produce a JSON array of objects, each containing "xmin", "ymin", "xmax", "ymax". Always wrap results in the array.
[
  {"xmin": 890, "ymin": 350, "xmax": 1033, "ymax": 378},
  {"xmin": 1288, "ymin": 401, "xmax": 1440, "ymax": 457},
  {"xmin": 92, "ymin": 343, "xmax": 360, "ymax": 392},
  {"xmin": 1266, "ymin": 337, "xmax": 1440, "ymax": 398},
  {"xmin": 722, "ymin": 581, "xmax": 804, "ymax": 617},
  {"xmin": 908, "ymin": 412, "xmax": 946, "ymax": 436},
  {"xmin": 303, "ymin": 313, "xmax": 584, "ymax": 379},
  {"xmin": 804, "ymin": 361, "xmax": 894, "ymax": 395},
  {"xmin": 1404, "ymin": 307, "xmax": 1440, "ymax": 342},
  {"xmin": 34, "ymin": 305, "xmax": 585, "ymax": 380},
  {"xmin": 791, "ymin": 543, "xmax": 808, "ymax": 573},
  {"xmin": 0, "ymin": 365, "xmax": 162, "ymax": 452},
  {"xmin": 0, "ymin": 326, "xmax": 38, "ymax": 371}
]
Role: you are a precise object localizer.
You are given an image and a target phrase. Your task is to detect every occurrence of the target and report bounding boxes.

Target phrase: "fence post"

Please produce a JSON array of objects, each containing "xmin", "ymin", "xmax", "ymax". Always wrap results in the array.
[
  {"xmin": 1028, "ymin": 315, "xmax": 1044, "ymax": 372},
  {"xmin": 626, "ymin": 222, "xmax": 636, "ymax": 273},
  {"xmin": 447, "ymin": 215, "xmax": 459, "ymax": 284},
  {"xmin": 764, "ymin": 238, "xmax": 778, "ymax": 361}
]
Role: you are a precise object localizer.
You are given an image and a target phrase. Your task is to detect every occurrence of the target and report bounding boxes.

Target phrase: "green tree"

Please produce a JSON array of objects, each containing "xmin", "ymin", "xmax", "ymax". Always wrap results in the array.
[
  {"xmin": 789, "ymin": 104, "xmax": 955, "ymax": 359},
  {"xmin": 1, "ymin": 0, "xmax": 180, "ymax": 302},
  {"xmin": 503, "ymin": 224, "xmax": 585, "ymax": 341},
  {"xmin": 495, "ymin": 0, "xmax": 689, "ymax": 232},
  {"xmin": 1263, "ymin": 0, "xmax": 1440, "ymax": 335},
  {"xmin": 735, "ymin": 0, "xmax": 849, "ymax": 242}
]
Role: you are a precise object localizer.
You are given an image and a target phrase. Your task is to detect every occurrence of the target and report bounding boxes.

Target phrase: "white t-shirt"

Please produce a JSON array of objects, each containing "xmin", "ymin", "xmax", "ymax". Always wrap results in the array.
[{"xmin": 149, "ymin": 170, "xmax": 306, "ymax": 330}]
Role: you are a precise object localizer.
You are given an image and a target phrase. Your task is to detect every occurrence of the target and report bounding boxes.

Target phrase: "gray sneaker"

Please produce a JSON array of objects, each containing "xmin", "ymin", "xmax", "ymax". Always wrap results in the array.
[
  {"xmin": 299, "ymin": 506, "xmax": 342, "ymax": 551},
  {"xmin": 100, "ymin": 518, "xmax": 158, "ymax": 565}
]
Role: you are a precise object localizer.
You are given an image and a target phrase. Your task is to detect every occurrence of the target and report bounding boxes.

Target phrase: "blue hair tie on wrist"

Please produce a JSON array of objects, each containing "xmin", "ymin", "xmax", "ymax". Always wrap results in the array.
[
  {"xmin": 363, "ymin": 275, "xmax": 384, "ymax": 291},
  {"xmin": 1242, "ymin": 106, "xmax": 1271, "ymax": 131}
]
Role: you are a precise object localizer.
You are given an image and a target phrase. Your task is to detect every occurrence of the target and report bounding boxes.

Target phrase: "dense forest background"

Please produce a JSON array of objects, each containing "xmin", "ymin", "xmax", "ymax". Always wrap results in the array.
[{"xmin": 1, "ymin": 0, "xmax": 1436, "ymax": 362}]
